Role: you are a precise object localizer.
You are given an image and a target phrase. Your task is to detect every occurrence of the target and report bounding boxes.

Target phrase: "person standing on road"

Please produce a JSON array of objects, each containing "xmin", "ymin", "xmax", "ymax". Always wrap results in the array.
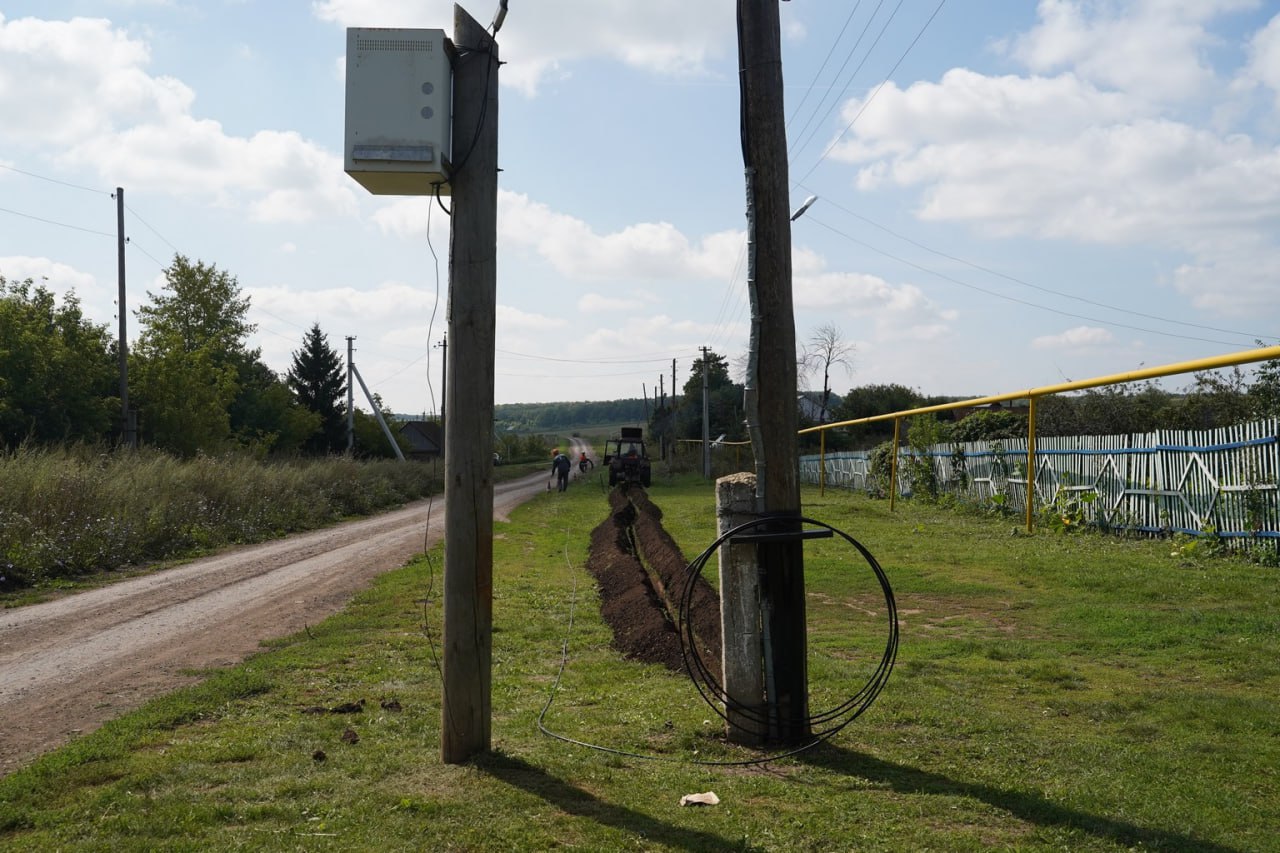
[{"xmin": 551, "ymin": 450, "xmax": 572, "ymax": 492}]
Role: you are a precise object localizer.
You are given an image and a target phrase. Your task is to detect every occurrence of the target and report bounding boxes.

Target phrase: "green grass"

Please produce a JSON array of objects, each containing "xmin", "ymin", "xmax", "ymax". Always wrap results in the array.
[{"xmin": 2, "ymin": 478, "xmax": 1277, "ymax": 851}]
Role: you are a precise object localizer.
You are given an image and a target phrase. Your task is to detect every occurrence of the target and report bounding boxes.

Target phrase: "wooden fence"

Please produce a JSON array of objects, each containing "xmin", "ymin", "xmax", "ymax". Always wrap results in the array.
[{"xmin": 799, "ymin": 419, "xmax": 1280, "ymax": 543}]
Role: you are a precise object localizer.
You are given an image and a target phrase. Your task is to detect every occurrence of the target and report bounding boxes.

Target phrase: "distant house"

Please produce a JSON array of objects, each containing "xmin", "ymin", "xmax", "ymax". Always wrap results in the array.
[
  {"xmin": 798, "ymin": 391, "xmax": 842, "ymax": 424},
  {"xmin": 398, "ymin": 420, "xmax": 443, "ymax": 460}
]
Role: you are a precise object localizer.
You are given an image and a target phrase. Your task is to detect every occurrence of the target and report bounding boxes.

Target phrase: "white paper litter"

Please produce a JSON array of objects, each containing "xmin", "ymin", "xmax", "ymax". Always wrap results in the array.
[{"xmin": 679, "ymin": 791, "xmax": 721, "ymax": 807}]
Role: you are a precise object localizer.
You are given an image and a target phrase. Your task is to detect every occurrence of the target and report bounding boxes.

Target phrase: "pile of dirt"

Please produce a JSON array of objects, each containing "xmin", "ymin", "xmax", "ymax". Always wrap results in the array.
[{"xmin": 583, "ymin": 485, "xmax": 721, "ymax": 675}]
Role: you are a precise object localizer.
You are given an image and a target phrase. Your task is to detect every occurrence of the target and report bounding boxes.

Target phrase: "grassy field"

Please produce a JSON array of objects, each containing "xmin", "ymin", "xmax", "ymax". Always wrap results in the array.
[{"xmin": 2, "ymin": 475, "xmax": 1277, "ymax": 851}]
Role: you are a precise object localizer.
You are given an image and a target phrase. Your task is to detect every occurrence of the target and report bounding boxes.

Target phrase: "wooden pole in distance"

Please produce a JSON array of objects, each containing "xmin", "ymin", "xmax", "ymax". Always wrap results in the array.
[{"xmin": 441, "ymin": 3, "xmax": 498, "ymax": 765}]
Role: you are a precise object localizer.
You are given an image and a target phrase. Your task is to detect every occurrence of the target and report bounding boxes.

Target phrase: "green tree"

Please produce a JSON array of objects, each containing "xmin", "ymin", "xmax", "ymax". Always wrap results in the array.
[
  {"xmin": 952, "ymin": 409, "xmax": 1027, "ymax": 442},
  {"xmin": 1249, "ymin": 349, "xmax": 1280, "ymax": 419},
  {"xmin": 831, "ymin": 383, "xmax": 923, "ymax": 448},
  {"xmin": 232, "ymin": 357, "xmax": 321, "ymax": 456},
  {"xmin": 287, "ymin": 324, "xmax": 348, "ymax": 454},
  {"xmin": 0, "ymin": 276, "xmax": 117, "ymax": 446},
  {"xmin": 351, "ymin": 393, "xmax": 410, "ymax": 459},
  {"xmin": 677, "ymin": 351, "xmax": 743, "ymax": 441},
  {"xmin": 131, "ymin": 256, "xmax": 254, "ymax": 455}
]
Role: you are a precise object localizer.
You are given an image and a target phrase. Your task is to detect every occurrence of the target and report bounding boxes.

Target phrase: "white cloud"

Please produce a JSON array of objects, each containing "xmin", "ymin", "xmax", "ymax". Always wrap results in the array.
[
  {"xmin": 311, "ymin": 0, "xmax": 733, "ymax": 96},
  {"xmin": 578, "ymin": 293, "xmax": 644, "ymax": 313},
  {"xmin": 498, "ymin": 191, "xmax": 741, "ymax": 281},
  {"xmin": 1241, "ymin": 13, "xmax": 1280, "ymax": 104},
  {"xmin": 822, "ymin": 26, "xmax": 1280, "ymax": 321},
  {"xmin": 497, "ymin": 304, "xmax": 569, "ymax": 332},
  {"xmin": 793, "ymin": 267, "xmax": 956, "ymax": 341},
  {"xmin": 0, "ymin": 14, "xmax": 358, "ymax": 222},
  {"xmin": 1032, "ymin": 325, "xmax": 1115, "ymax": 349},
  {"xmin": 0, "ymin": 256, "xmax": 98, "ymax": 293},
  {"xmin": 1005, "ymin": 0, "xmax": 1256, "ymax": 103}
]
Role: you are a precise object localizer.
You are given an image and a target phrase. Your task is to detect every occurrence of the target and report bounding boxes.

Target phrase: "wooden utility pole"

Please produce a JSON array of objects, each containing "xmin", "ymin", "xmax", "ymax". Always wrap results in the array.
[
  {"xmin": 441, "ymin": 3, "xmax": 499, "ymax": 764},
  {"xmin": 435, "ymin": 333, "xmax": 447, "ymax": 429},
  {"xmin": 738, "ymin": 0, "xmax": 808, "ymax": 743},
  {"xmin": 701, "ymin": 345, "xmax": 712, "ymax": 478},
  {"xmin": 115, "ymin": 188, "xmax": 135, "ymax": 448},
  {"xmin": 346, "ymin": 336, "xmax": 355, "ymax": 453}
]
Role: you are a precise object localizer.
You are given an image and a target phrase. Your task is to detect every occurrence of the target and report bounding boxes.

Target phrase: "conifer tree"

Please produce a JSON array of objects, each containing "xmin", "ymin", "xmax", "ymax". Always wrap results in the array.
[{"xmin": 287, "ymin": 323, "xmax": 347, "ymax": 454}]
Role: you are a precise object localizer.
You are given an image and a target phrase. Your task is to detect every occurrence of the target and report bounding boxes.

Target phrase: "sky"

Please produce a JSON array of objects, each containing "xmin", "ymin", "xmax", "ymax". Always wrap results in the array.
[{"xmin": 3, "ymin": 1, "xmax": 1280, "ymax": 415}]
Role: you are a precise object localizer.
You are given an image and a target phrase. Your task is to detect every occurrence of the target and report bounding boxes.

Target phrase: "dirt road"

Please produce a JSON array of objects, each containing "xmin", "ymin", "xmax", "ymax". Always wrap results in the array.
[{"xmin": 0, "ymin": 472, "xmax": 549, "ymax": 775}]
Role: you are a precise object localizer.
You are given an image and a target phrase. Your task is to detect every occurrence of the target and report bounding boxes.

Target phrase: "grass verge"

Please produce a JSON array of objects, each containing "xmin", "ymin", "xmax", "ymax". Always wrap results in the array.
[{"xmin": 1, "ymin": 476, "xmax": 1276, "ymax": 851}]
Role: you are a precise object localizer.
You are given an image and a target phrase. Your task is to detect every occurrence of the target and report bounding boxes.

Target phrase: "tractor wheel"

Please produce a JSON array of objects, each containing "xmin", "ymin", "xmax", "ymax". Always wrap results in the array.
[
  {"xmin": 641, "ymin": 469, "xmax": 651, "ymax": 487},
  {"xmin": 608, "ymin": 469, "xmax": 617, "ymax": 486}
]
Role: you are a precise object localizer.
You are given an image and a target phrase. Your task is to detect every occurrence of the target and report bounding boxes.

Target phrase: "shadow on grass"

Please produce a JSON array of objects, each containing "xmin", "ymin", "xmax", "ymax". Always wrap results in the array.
[
  {"xmin": 476, "ymin": 751, "xmax": 758, "ymax": 853},
  {"xmin": 798, "ymin": 744, "xmax": 1240, "ymax": 852}
]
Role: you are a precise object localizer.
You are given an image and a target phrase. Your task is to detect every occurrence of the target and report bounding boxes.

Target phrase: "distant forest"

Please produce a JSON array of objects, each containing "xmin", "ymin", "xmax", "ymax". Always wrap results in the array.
[{"xmin": 494, "ymin": 398, "xmax": 648, "ymax": 433}]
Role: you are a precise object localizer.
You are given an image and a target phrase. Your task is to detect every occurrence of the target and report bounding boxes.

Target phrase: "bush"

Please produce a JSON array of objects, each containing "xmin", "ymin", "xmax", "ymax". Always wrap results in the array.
[{"xmin": 0, "ymin": 446, "xmax": 440, "ymax": 590}]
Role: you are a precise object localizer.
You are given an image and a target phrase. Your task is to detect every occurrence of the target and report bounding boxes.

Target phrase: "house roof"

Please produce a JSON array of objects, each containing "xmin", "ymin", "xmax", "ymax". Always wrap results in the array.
[{"xmin": 399, "ymin": 420, "xmax": 443, "ymax": 453}]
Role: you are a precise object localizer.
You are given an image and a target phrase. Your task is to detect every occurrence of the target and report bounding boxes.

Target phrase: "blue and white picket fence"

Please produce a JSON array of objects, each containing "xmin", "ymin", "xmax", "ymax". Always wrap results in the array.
[{"xmin": 799, "ymin": 419, "xmax": 1280, "ymax": 544}]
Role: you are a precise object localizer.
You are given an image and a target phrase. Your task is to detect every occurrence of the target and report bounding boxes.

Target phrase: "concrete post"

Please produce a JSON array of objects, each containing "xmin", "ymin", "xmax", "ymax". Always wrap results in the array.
[{"xmin": 717, "ymin": 472, "xmax": 765, "ymax": 744}]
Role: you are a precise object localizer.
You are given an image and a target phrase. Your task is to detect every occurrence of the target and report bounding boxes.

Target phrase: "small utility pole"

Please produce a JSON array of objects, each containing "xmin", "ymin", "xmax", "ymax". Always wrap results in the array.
[
  {"xmin": 435, "ymin": 333, "xmax": 448, "ymax": 430},
  {"xmin": 701, "ymin": 346, "xmax": 712, "ymax": 479},
  {"xmin": 346, "ymin": 336, "xmax": 356, "ymax": 453},
  {"xmin": 441, "ymin": 3, "xmax": 499, "ymax": 765},
  {"xmin": 115, "ymin": 187, "xmax": 135, "ymax": 448}
]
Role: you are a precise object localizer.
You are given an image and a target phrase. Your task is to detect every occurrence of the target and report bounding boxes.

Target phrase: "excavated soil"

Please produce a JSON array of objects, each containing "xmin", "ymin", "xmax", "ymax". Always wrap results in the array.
[{"xmin": 584, "ymin": 484, "xmax": 722, "ymax": 676}]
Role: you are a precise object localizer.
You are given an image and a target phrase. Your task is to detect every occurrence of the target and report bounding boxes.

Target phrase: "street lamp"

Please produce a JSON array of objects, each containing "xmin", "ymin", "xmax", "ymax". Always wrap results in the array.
[{"xmin": 790, "ymin": 194, "xmax": 818, "ymax": 221}]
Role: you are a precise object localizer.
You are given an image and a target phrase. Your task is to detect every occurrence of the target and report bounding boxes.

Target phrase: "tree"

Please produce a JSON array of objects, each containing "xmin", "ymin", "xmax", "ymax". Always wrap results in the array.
[
  {"xmin": 800, "ymin": 323, "xmax": 854, "ymax": 424},
  {"xmin": 1249, "ymin": 349, "xmax": 1280, "ymax": 419},
  {"xmin": 677, "ymin": 350, "xmax": 743, "ymax": 442},
  {"xmin": 232, "ymin": 357, "xmax": 321, "ymax": 456},
  {"xmin": 131, "ymin": 256, "xmax": 255, "ymax": 455},
  {"xmin": 0, "ymin": 276, "xmax": 117, "ymax": 446},
  {"xmin": 831, "ymin": 383, "xmax": 923, "ymax": 448},
  {"xmin": 287, "ymin": 324, "xmax": 348, "ymax": 454}
]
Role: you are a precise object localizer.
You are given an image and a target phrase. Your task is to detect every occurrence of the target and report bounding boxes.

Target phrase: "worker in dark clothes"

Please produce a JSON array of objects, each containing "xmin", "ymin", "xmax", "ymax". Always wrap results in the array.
[{"xmin": 551, "ymin": 450, "xmax": 572, "ymax": 492}]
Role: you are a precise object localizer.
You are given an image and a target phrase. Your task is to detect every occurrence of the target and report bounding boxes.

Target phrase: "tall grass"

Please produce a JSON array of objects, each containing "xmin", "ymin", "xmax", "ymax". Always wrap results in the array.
[{"xmin": 0, "ymin": 445, "xmax": 440, "ymax": 590}]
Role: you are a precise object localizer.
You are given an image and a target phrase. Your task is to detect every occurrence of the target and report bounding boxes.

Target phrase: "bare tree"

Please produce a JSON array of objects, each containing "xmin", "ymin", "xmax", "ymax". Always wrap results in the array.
[{"xmin": 801, "ymin": 324, "xmax": 855, "ymax": 423}]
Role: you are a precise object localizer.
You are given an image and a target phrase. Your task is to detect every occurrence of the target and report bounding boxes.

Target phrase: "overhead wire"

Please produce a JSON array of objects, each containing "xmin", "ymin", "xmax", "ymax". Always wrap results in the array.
[
  {"xmin": 787, "ymin": 0, "xmax": 895, "ymax": 163},
  {"xmin": 806, "ymin": 214, "xmax": 1248, "ymax": 349},
  {"xmin": 798, "ymin": 187, "xmax": 1272, "ymax": 343},
  {"xmin": 793, "ymin": 0, "xmax": 947, "ymax": 186}
]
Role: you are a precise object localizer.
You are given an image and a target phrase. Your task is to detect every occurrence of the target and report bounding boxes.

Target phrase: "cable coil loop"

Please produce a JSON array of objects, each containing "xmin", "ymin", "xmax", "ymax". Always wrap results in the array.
[{"xmin": 677, "ymin": 515, "xmax": 898, "ymax": 751}]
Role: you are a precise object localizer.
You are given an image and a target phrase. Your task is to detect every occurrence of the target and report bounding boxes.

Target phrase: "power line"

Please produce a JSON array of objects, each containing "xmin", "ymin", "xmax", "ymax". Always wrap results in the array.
[
  {"xmin": 803, "ymin": 189, "xmax": 1271, "ymax": 342},
  {"xmin": 0, "ymin": 163, "xmax": 107, "ymax": 196},
  {"xmin": 125, "ymin": 204, "xmax": 181, "ymax": 253},
  {"xmin": 0, "ymin": 205, "xmax": 114, "ymax": 239},
  {"xmin": 794, "ymin": 0, "xmax": 948, "ymax": 186},
  {"xmin": 806, "ymin": 214, "xmax": 1248, "ymax": 349},
  {"xmin": 788, "ymin": 0, "xmax": 897, "ymax": 163}
]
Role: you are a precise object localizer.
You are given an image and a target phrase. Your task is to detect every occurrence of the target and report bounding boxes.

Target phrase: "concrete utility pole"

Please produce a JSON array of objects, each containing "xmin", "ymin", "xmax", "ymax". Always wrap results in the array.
[
  {"xmin": 441, "ymin": 3, "xmax": 499, "ymax": 765},
  {"xmin": 346, "ymin": 336, "xmax": 355, "ymax": 453},
  {"xmin": 738, "ymin": 0, "xmax": 808, "ymax": 743},
  {"xmin": 114, "ymin": 188, "xmax": 135, "ymax": 448}
]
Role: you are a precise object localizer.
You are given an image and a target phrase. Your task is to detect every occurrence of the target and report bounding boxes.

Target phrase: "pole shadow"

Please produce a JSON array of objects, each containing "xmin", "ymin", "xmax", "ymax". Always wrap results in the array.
[
  {"xmin": 475, "ymin": 751, "xmax": 760, "ymax": 853},
  {"xmin": 797, "ymin": 743, "xmax": 1242, "ymax": 852}
]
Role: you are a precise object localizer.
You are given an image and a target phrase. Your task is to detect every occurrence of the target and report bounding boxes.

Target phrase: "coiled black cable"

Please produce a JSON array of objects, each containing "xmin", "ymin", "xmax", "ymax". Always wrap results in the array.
[{"xmin": 678, "ymin": 515, "xmax": 898, "ymax": 749}]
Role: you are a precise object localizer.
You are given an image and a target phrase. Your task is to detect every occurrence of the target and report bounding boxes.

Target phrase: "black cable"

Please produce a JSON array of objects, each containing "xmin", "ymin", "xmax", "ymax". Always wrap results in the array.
[
  {"xmin": 447, "ymin": 42, "xmax": 497, "ymax": 181},
  {"xmin": 537, "ymin": 499, "xmax": 898, "ymax": 765},
  {"xmin": 677, "ymin": 515, "xmax": 898, "ymax": 746}
]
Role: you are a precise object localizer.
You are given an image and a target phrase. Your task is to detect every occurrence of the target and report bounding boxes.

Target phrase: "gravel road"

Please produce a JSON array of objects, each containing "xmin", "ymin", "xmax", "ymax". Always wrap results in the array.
[{"xmin": 0, "ymin": 471, "xmax": 549, "ymax": 775}]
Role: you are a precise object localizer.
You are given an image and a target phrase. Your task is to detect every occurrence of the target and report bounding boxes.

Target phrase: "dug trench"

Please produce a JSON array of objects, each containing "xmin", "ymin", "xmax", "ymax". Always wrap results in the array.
[{"xmin": 584, "ymin": 485, "xmax": 723, "ymax": 678}]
